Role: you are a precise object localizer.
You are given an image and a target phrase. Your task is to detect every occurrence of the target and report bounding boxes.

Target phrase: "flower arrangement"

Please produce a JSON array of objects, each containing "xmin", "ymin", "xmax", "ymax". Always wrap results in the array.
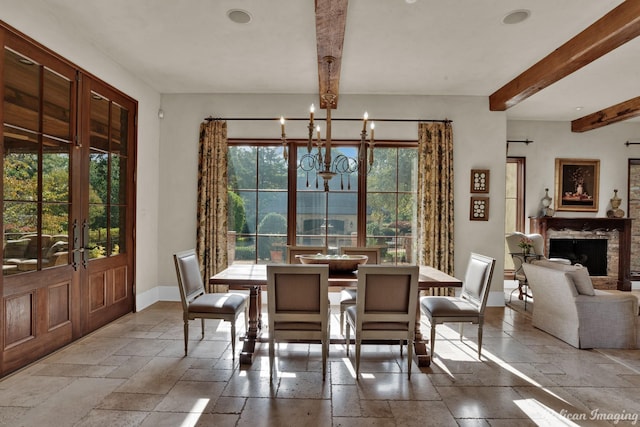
[{"xmin": 518, "ymin": 237, "xmax": 534, "ymax": 253}]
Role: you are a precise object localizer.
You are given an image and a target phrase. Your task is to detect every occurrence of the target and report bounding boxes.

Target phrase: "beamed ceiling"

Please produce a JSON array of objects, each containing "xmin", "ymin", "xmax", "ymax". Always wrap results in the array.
[{"xmin": 12, "ymin": 0, "xmax": 640, "ymax": 128}]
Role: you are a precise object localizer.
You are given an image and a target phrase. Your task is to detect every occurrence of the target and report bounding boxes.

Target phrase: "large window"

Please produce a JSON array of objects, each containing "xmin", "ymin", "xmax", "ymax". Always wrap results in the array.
[{"xmin": 228, "ymin": 140, "xmax": 417, "ymax": 265}]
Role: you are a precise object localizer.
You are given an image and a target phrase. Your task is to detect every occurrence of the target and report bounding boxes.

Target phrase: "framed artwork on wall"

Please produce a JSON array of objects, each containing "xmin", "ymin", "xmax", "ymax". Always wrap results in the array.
[
  {"xmin": 470, "ymin": 197, "xmax": 489, "ymax": 221},
  {"xmin": 555, "ymin": 158, "xmax": 600, "ymax": 212},
  {"xmin": 470, "ymin": 169, "xmax": 490, "ymax": 193}
]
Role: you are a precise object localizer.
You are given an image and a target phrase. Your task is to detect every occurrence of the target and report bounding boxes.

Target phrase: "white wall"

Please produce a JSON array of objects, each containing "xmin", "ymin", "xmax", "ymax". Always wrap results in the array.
[
  {"xmin": 507, "ymin": 120, "xmax": 640, "ymax": 227},
  {"xmin": 0, "ymin": 7, "xmax": 162, "ymax": 309},
  {"xmin": 159, "ymin": 94, "xmax": 508, "ymax": 305}
]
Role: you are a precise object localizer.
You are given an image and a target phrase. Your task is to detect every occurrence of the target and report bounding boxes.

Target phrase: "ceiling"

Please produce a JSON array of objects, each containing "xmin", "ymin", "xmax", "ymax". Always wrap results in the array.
[{"xmin": 19, "ymin": 0, "xmax": 640, "ymax": 123}]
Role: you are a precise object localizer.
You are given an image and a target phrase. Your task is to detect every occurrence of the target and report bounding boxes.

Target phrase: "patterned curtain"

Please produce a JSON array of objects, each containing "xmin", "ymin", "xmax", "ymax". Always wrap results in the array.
[
  {"xmin": 417, "ymin": 121, "xmax": 454, "ymax": 294},
  {"xmin": 196, "ymin": 120, "xmax": 229, "ymax": 293}
]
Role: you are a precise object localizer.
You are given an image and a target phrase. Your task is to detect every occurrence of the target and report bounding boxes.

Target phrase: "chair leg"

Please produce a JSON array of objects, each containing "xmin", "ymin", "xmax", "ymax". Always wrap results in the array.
[
  {"xmin": 322, "ymin": 337, "xmax": 328, "ymax": 381},
  {"xmin": 269, "ymin": 336, "xmax": 275, "ymax": 382},
  {"xmin": 355, "ymin": 338, "xmax": 361, "ymax": 380},
  {"xmin": 477, "ymin": 322, "xmax": 483, "ymax": 359},
  {"xmin": 339, "ymin": 305, "xmax": 345, "ymax": 336},
  {"xmin": 399, "ymin": 340, "xmax": 403, "ymax": 357},
  {"xmin": 430, "ymin": 323, "xmax": 436, "ymax": 360},
  {"xmin": 345, "ymin": 323, "xmax": 350, "ymax": 356},
  {"xmin": 201, "ymin": 318, "xmax": 205, "ymax": 338},
  {"xmin": 407, "ymin": 335, "xmax": 413, "ymax": 380},
  {"xmin": 183, "ymin": 319, "xmax": 189, "ymax": 356},
  {"xmin": 459, "ymin": 323, "xmax": 464, "ymax": 341},
  {"xmin": 230, "ymin": 320, "xmax": 236, "ymax": 359}
]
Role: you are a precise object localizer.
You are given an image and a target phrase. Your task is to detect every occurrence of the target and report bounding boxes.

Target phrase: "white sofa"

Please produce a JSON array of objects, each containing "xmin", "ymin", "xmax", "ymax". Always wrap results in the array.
[{"xmin": 522, "ymin": 260, "xmax": 638, "ymax": 349}]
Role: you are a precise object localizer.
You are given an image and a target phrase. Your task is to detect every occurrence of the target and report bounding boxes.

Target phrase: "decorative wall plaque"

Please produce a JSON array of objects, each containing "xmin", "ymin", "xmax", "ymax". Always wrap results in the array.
[
  {"xmin": 470, "ymin": 197, "xmax": 489, "ymax": 221},
  {"xmin": 470, "ymin": 169, "xmax": 490, "ymax": 193}
]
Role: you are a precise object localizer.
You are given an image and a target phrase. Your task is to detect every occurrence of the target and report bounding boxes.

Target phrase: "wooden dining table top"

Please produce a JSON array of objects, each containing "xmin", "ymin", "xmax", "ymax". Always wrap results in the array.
[{"xmin": 210, "ymin": 263, "xmax": 462, "ymax": 289}]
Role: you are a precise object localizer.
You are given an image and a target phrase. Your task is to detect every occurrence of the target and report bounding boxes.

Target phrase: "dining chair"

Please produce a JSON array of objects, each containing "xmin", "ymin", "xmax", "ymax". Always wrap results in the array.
[
  {"xmin": 267, "ymin": 264, "xmax": 330, "ymax": 381},
  {"xmin": 419, "ymin": 252, "xmax": 495, "ymax": 360},
  {"xmin": 286, "ymin": 245, "xmax": 327, "ymax": 263},
  {"xmin": 505, "ymin": 232, "xmax": 570, "ymax": 306},
  {"xmin": 173, "ymin": 249, "xmax": 248, "ymax": 358},
  {"xmin": 338, "ymin": 246, "xmax": 381, "ymax": 336},
  {"xmin": 345, "ymin": 265, "xmax": 419, "ymax": 379}
]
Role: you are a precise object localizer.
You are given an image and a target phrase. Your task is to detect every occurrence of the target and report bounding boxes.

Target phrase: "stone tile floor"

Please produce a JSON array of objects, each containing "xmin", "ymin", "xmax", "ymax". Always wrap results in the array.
[{"xmin": 0, "ymin": 300, "xmax": 639, "ymax": 426}]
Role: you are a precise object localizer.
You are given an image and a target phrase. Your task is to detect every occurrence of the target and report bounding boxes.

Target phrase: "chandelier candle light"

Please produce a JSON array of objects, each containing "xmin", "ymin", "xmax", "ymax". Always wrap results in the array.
[{"xmin": 280, "ymin": 56, "xmax": 375, "ymax": 191}]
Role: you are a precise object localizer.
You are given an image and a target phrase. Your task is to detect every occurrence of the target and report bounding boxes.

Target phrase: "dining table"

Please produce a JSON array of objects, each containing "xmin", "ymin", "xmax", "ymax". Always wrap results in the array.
[{"xmin": 209, "ymin": 263, "xmax": 462, "ymax": 367}]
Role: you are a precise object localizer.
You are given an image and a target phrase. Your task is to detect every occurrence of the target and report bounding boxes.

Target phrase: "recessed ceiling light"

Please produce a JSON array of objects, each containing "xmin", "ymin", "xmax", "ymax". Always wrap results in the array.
[
  {"xmin": 405, "ymin": 0, "xmax": 417, "ymax": 4},
  {"xmin": 502, "ymin": 9, "xmax": 531, "ymax": 25},
  {"xmin": 575, "ymin": 106, "xmax": 584, "ymax": 111},
  {"xmin": 227, "ymin": 9, "xmax": 252, "ymax": 24}
]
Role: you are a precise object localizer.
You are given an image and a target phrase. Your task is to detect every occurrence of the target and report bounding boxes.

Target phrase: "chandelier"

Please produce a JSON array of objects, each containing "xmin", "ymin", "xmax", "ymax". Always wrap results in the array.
[{"xmin": 280, "ymin": 56, "xmax": 375, "ymax": 191}]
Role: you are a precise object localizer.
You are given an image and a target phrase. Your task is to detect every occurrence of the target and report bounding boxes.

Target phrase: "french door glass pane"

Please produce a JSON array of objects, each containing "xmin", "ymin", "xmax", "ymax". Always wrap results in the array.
[
  {"xmin": 89, "ymin": 150, "xmax": 108, "ymax": 204},
  {"xmin": 110, "ymin": 205, "xmax": 124, "ymax": 255},
  {"xmin": 42, "ymin": 203, "xmax": 69, "ymax": 268},
  {"xmin": 4, "ymin": 49, "xmax": 40, "ymax": 131},
  {"xmin": 88, "ymin": 203, "xmax": 107, "ymax": 259},
  {"xmin": 43, "ymin": 68, "xmax": 71, "ymax": 140},
  {"xmin": 110, "ymin": 103, "xmax": 128, "ymax": 156},
  {"xmin": 3, "ymin": 132, "xmax": 38, "ymax": 201},
  {"xmin": 110, "ymin": 155, "xmax": 126, "ymax": 205},
  {"xmin": 43, "ymin": 138, "xmax": 70, "ymax": 202}
]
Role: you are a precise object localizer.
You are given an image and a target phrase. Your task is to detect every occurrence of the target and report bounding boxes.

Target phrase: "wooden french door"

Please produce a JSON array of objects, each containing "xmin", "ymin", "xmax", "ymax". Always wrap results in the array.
[
  {"xmin": 78, "ymin": 77, "xmax": 136, "ymax": 334},
  {"xmin": 0, "ymin": 24, "xmax": 136, "ymax": 376}
]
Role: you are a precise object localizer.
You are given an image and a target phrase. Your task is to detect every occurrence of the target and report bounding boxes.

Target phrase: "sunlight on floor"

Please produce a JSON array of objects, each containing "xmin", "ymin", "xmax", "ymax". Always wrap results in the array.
[
  {"xmin": 178, "ymin": 398, "xmax": 210, "ymax": 427},
  {"xmin": 514, "ymin": 399, "xmax": 580, "ymax": 426}
]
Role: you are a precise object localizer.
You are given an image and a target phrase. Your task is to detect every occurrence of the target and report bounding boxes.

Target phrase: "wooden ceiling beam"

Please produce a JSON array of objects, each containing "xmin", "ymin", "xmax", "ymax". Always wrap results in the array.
[
  {"xmin": 571, "ymin": 96, "xmax": 640, "ymax": 132},
  {"xmin": 489, "ymin": 1, "xmax": 640, "ymax": 111},
  {"xmin": 315, "ymin": 0, "xmax": 348, "ymax": 109}
]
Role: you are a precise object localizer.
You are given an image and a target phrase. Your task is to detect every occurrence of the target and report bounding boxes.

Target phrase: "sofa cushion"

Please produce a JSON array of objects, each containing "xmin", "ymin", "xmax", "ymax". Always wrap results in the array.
[
  {"xmin": 531, "ymin": 259, "xmax": 580, "ymax": 271},
  {"xmin": 566, "ymin": 267, "xmax": 595, "ymax": 296}
]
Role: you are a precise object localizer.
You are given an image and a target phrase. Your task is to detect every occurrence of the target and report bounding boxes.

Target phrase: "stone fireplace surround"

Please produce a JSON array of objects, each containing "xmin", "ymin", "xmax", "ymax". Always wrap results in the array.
[{"xmin": 530, "ymin": 217, "xmax": 632, "ymax": 291}]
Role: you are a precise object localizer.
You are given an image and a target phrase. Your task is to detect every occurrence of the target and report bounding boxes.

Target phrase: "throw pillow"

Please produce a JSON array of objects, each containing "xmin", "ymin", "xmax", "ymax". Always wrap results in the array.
[{"xmin": 567, "ymin": 267, "xmax": 595, "ymax": 296}]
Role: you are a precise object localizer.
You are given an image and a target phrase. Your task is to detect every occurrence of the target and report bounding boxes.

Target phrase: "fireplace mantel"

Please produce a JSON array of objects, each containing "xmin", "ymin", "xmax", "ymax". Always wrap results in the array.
[{"xmin": 529, "ymin": 217, "xmax": 632, "ymax": 291}]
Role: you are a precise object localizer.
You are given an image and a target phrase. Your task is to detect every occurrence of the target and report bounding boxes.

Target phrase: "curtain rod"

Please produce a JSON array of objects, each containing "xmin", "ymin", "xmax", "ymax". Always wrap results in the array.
[
  {"xmin": 625, "ymin": 141, "xmax": 640, "ymax": 146},
  {"xmin": 204, "ymin": 116, "xmax": 451, "ymax": 123}
]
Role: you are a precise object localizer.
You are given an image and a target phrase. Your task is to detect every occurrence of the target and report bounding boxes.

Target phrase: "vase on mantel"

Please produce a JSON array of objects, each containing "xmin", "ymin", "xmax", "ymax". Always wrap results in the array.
[{"xmin": 606, "ymin": 189, "xmax": 625, "ymax": 218}]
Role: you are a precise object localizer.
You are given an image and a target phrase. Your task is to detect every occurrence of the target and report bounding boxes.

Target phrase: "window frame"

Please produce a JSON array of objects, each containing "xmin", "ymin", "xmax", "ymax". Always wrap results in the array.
[{"xmin": 228, "ymin": 138, "xmax": 418, "ymax": 264}]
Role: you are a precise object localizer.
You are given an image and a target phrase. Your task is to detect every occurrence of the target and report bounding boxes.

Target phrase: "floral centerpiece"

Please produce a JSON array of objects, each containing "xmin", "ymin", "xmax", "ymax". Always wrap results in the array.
[{"xmin": 518, "ymin": 237, "xmax": 534, "ymax": 254}]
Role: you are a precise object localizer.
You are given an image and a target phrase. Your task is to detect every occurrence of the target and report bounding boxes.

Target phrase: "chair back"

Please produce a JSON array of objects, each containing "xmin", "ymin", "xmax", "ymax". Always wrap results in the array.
[
  {"xmin": 356, "ymin": 265, "xmax": 419, "ymax": 330},
  {"xmin": 340, "ymin": 246, "xmax": 381, "ymax": 264},
  {"xmin": 267, "ymin": 264, "xmax": 329, "ymax": 330},
  {"xmin": 173, "ymin": 249, "xmax": 206, "ymax": 312},
  {"xmin": 286, "ymin": 245, "xmax": 327, "ymax": 264},
  {"xmin": 506, "ymin": 231, "xmax": 545, "ymax": 257},
  {"xmin": 460, "ymin": 253, "xmax": 496, "ymax": 313}
]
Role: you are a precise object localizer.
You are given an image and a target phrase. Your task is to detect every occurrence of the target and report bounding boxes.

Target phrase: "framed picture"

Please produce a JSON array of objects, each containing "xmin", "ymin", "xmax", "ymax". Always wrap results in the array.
[
  {"xmin": 470, "ymin": 169, "xmax": 490, "ymax": 193},
  {"xmin": 470, "ymin": 197, "xmax": 489, "ymax": 221},
  {"xmin": 555, "ymin": 158, "xmax": 600, "ymax": 212}
]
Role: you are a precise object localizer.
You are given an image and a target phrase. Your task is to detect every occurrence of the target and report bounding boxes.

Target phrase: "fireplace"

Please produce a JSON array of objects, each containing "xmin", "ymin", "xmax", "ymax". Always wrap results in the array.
[
  {"xmin": 530, "ymin": 217, "xmax": 632, "ymax": 291},
  {"xmin": 549, "ymin": 238, "xmax": 608, "ymax": 276}
]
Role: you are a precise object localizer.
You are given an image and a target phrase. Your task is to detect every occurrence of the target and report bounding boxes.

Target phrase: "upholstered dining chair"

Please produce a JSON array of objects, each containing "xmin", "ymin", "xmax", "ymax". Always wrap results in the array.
[
  {"xmin": 419, "ymin": 252, "xmax": 495, "ymax": 360},
  {"xmin": 505, "ymin": 232, "xmax": 570, "ymax": 304},
  {"xmin": 338, "ymin": 246, "xmax": 381, "ymax": 335},
  {"xmin": 285, "ymin": 245, "xmax": 327, "ymax": 264},
  {"xmin": 267, "ymin": 264, "xmax": 330, "ymax": 381},
  {"xmin": 345, "ymin": 265, "xmax": 419, "ymax": 379},
  {"xmin": 173, "ymin": 249, "xmax": 248, "ymax": 358}
]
